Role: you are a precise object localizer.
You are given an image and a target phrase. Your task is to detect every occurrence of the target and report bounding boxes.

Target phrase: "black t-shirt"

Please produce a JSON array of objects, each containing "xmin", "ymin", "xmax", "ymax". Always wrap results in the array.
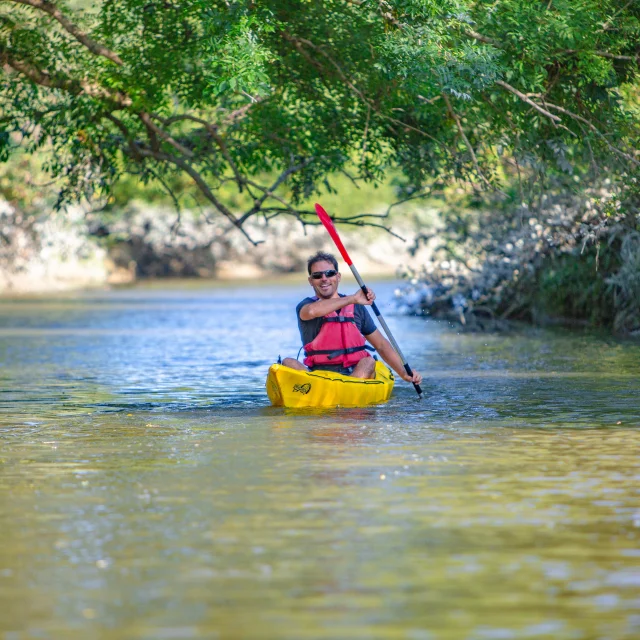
[{"xmin": 296, "ymin": 294, "xmax": 377, "ymax": 352}]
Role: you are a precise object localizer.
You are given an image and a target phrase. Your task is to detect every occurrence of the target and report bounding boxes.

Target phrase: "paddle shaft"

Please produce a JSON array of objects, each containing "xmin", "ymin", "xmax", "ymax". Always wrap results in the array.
[
  {"xmin": 348, "ymin": 263, "xmax": 423, "ymax": 398},
  {"xmin": 314, "ymin": 202, "xmax": 422, "ymax": 398}
]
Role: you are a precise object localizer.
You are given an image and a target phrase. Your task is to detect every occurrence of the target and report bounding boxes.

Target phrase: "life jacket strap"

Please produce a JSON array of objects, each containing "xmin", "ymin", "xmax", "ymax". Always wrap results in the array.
[
  {"xmin": 322, "ymin": 316, "xmax": 357, "ymax": 324},
  {"xmin": 305, "ymin": 345, "xmax": 375, "ymax": 360}
]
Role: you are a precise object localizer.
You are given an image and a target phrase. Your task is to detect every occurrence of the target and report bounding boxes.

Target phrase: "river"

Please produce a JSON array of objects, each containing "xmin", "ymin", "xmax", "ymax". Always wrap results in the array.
[{"xmin": 1, "ymin": 279, "xmax": 639, "ymax": 639}]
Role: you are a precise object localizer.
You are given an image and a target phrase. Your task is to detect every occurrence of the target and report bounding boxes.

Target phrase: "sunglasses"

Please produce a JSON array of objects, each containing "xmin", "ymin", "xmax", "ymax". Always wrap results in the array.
[{"xmin": 310, "ymin": 269, "xmax": 338, "ymax": 279}]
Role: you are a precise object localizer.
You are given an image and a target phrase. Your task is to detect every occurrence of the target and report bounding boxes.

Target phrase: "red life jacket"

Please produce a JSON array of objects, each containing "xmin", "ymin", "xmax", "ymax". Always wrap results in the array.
[{"xmin": 303, "ymin": 302, "xmax": 372, "ymax": 368}]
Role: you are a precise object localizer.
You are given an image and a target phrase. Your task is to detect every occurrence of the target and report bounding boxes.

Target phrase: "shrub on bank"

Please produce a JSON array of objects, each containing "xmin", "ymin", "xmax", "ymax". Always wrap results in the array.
[{"xmin": 396, "ymin": 185, "xmax": 640, "ymax": 337}]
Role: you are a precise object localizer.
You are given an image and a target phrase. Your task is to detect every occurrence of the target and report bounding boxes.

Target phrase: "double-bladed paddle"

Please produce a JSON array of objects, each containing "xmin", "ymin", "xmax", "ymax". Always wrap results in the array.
[{"xmin": 314, "ymin": 203, "xmax": 423, "ymax": 398}]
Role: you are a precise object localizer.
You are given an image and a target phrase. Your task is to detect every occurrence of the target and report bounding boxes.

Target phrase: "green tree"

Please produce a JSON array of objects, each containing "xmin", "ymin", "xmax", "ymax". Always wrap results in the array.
[{"xmin": 1, "ymin": 0, "xmax": 638, "ymax": 243}]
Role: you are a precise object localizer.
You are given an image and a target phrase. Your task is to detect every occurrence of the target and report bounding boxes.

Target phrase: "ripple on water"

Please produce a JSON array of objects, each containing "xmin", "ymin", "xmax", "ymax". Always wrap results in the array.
[{"xmin": 0, "ymin": 283, "xmax": 639, "ymax": 639}]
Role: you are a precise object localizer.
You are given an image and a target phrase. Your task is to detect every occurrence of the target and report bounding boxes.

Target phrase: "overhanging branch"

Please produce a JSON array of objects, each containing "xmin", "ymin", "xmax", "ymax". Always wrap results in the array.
[
  {"xmin": 443, "ymin": 92, "xmax": 497, "ymax": 193},
  {"xmin": 1, "ymin": 50, "xmax": 131, "ymax": 106},
  {"xmin": 544, "ymin": 103, "xmax": 640, "ymax": 167},
  {"xmin": 237, "ymin": 158, "xmax": 314, "ymax": 225},
  {"xmin": 495, "ymin": 80, "xmax": 561, "ymax": 123},
  {"xmin": 133, "ymin": 146, "xmax": 263, "ymax": 246},
  {"xmin": 155, "ymin": 112, "xmax": 246, "ymax": 190},
  {"xmin": 465, "ymin": 29, "xmax": 500, "ymax": 47},
  {"xmin": 139, "ymin": 112, "xmax": 194, "ymax": 159},
  {"xmin": 4, "ymin": 0, "xmax": 124, "ymax": 66}
]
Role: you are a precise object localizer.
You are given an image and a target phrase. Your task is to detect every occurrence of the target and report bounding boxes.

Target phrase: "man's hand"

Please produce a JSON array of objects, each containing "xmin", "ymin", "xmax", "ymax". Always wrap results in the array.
[
  {"xmin": 366, "ymin": 329, "xmax": 423, "ymax": 387},
  {"xmin": 352, "ymin": 287, "xmax": 376, "ymax": 306},
  {"xmin": 401, "ymin": 370, "xmax": 423, "ymax": 385}
]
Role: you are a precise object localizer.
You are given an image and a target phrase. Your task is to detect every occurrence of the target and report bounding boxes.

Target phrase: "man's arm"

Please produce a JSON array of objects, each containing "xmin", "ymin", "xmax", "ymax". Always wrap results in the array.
[
  {"xmin": 366, "ymin": 329, "xmax": 423, "ymax": 384},
  {"xmin": 299, "ymin": 289, "xmax": 374, "ymax": 320}
]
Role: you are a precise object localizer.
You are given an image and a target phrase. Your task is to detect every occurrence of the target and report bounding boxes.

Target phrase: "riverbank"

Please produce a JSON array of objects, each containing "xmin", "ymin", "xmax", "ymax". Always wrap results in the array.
[
  {"xmin": 0, "ymin": 198, "xmax": 435, "ymax": 294},
  {"xmin": 4, "ymin": 188, "xmax": 638, "ymax": 338},
  {"xmin": 395, "ymin": 186, "xmax": 640, "ymax": 337}
]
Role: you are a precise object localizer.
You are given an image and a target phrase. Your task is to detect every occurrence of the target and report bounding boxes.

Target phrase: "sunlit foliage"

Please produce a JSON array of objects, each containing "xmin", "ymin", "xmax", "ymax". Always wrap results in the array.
[{"xmin": 1, "ymin": 0, "xmax": 638, "ymax": 243}]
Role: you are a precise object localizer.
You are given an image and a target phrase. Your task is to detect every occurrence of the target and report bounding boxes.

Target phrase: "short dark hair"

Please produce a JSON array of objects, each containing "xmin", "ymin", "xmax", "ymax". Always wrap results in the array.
[{"xmin": 307, "ymin": 251, "xmax": 338, "ymax": 274}]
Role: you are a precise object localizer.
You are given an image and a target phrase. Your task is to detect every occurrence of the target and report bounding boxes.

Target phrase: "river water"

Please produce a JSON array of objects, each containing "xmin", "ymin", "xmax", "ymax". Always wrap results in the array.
[{"xmin": 1, "ymin": 280, "xmax": 639, "ymax": 639}]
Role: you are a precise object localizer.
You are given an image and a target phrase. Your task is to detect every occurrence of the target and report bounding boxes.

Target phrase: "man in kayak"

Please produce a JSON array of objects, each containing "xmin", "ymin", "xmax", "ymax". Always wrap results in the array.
[{"xmin": 282, "ymin": 251, "xmax": 423, "ymax": 384}]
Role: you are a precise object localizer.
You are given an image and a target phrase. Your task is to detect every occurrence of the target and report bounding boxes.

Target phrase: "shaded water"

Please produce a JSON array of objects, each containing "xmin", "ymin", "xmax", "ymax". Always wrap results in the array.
[{"xmin": 1, "ymin": 281, "xmax": 639, "ymax": 639}]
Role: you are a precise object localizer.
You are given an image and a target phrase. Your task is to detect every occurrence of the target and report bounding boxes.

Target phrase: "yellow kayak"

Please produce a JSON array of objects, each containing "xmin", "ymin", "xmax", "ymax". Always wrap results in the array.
[{"xmin": 266, "ymin": 360, "xmax": 394, "ymax": 408}]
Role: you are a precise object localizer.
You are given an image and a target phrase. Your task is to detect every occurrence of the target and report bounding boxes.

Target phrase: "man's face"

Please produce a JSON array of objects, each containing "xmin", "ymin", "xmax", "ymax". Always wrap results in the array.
[{"xmin": 308, "ymin": 259, "xmax": 341, "ymax": 299}]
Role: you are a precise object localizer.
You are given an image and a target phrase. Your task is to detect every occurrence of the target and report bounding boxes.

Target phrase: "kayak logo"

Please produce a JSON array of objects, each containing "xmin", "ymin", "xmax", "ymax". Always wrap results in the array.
[{"xmin": 293, "ymin": 383, "xmax": 311, "ymax": 395}]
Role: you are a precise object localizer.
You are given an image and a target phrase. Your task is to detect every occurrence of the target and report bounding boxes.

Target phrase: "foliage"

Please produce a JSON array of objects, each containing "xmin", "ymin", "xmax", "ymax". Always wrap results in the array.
[
  {"xmin": 533, "ymin": 246, "xmax": 618, "ymax": 327},
  {"xmin": 0, "ymin": 0, "xmax": 639, "ymax": 245},
  {"xmin": 397, "ymin": 179, "xmax": 640, "ymax": 334}
]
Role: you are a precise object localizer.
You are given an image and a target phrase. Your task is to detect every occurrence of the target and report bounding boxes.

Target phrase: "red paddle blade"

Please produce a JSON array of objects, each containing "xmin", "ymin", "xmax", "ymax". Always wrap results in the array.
[{"xmin": 314, "ymin": 203, "xmax": 353, "ymax": 266}]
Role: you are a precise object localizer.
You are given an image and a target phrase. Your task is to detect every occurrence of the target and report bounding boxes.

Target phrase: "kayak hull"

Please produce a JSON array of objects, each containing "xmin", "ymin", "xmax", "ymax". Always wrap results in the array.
[{"xmin": 266, "ymin": 360, "xmax": 394, "ymax": 408}]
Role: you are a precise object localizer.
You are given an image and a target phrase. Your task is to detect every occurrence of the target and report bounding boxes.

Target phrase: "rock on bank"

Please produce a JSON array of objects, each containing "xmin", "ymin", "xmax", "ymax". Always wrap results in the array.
[
  {"xmin": 0, "ymin": 201, "xmax": 108, "ymax": 293},
  {"xmin": 0, "ymin": 201, "xmax": 428, "ymax": 294}
]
